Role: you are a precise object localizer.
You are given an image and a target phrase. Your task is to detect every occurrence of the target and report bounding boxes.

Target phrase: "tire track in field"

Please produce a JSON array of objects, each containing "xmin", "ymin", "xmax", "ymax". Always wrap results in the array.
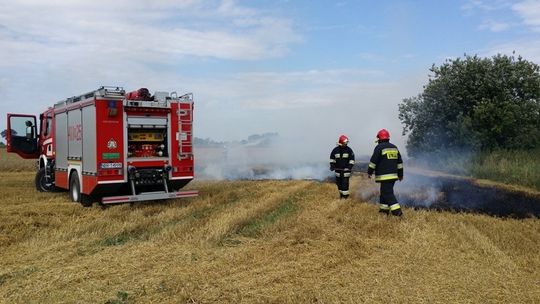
[
  {"xmin": 108, "ymin": 180, "xmax": 305, "ymax": 246},
  {"xmin": 94, "ymin": 181, "xmax": 263, "ymax": 246},
  {"xmin": 189, "ymin": 181, "xmax": 313, "ymax": 244},
  {"xmin": 223, "ymin": 182, "xmax": 321, "ymax": 243}
]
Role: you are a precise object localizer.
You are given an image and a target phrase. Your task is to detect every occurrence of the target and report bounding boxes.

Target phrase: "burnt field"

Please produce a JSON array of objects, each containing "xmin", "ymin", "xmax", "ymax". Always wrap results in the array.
[
  {"xmin": 351, "ymin": 162, "xmax": 540, "ymax": 219},
  {"xmin": 231, "ymin": 161, "xmax": 540, "ymax": 219},
  {"xmin": 397, "ymin": 173, "xmax": 540, "ymax": 219}
]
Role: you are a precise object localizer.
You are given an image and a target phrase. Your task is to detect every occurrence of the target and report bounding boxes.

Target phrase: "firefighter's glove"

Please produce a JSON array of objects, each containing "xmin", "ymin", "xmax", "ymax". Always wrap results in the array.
[
  {"xmin": 330, "ymin": 166, "xmax": 335, "ymax": 171},
  {"xmin": 367, "ymin": 174, "xmax": 372, "ymax": 179},
  {"xmin": 399, "ymin": 176, "xmax": 403, "ymax": 181}
]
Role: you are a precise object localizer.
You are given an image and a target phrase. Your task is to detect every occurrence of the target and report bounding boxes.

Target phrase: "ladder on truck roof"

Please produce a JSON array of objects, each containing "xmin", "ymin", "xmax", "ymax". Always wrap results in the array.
[{"xmin": 54, "ymin": 86, "xmax": 125, "ymax": 108}]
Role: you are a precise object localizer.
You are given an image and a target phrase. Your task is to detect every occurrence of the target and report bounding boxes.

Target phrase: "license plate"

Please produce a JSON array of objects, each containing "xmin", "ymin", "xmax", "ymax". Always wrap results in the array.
[{"xmin": 100, "ymin": 162, "xmax": 123, "ymax": 169}]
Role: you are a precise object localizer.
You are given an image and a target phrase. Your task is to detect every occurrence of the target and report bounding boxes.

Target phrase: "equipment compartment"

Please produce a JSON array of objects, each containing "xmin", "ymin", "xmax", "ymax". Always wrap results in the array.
[{"xmin": 127, "ymin": 128, "xmax": 168, "ymax": 158}]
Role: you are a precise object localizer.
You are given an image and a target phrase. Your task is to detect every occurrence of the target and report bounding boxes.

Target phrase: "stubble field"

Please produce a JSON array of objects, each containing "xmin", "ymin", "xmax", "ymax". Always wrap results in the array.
[{"xmin": 0, "ymin": 149, "xmax": 539, "ymax": 303}]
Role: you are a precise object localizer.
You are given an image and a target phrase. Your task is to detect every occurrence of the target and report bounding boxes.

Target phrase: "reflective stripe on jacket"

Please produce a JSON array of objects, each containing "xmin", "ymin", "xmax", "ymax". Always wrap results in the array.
[
  {"xmin": 367, "ymin": 140, "xmax": 403, "ymax": 182},
  {"xmin": 330, "ymin": 145, "xmax": 355, "ymax": 170}
]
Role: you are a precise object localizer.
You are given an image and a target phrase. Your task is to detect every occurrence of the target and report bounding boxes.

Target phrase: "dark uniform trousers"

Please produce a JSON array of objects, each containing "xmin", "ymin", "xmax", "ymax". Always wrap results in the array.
[
  {"xmin": 378, "ymin": 180, "xmax": 402, "ymax": 216},
  {"xmin": 335, "ymin": 170, "xmax": 351, "ymax": 199}
]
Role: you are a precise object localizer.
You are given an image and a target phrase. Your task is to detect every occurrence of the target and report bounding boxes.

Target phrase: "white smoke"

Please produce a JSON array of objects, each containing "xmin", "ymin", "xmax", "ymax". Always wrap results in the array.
[
  {"xmin": 354, "ymin": 181, "xmax": 379, "ymax": 203},
  {"xmin": 195, "ymin": 134, "xmax": 334, "ymax": 181},
  {"xmin": 354, "ymin": 169, "xmax": 446, "ymax": 207},
  {"xmin": 395, "ymin": 175, "xmax": 445, "ymax": 207}
]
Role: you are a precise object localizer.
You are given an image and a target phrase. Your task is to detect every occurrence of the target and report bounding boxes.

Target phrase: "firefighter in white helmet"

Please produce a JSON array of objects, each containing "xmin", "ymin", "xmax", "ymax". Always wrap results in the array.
[{"xmin": 329, "ymin": 135, "xmax": 355, "ymax": 199}]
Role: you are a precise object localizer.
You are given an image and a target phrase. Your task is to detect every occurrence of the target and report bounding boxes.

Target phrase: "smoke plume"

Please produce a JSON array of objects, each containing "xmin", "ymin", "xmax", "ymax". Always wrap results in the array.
[{"xmin": 195, "ymin": 133, "xmax": 333, "ymax": 181}]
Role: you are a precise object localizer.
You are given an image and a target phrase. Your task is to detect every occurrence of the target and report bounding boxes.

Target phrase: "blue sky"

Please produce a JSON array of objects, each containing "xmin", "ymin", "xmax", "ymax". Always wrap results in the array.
[{"xmin": 1, "ymin": 0, "xmax": 540, "ymax": 158}]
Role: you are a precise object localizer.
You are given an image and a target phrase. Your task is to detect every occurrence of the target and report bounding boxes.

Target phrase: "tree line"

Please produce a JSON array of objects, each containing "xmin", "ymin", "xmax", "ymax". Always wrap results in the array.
[{"xmin": 399, "ymin": 54, "xmax": 540, "ymax": 157}]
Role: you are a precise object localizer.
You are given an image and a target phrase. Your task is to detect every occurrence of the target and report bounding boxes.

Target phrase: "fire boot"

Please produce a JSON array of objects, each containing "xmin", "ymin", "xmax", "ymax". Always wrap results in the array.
[
  {"xmin": 379, "ymin": 204, "xmax": 390, "ymax": 215},
  {"xmin": 390, "ymin": 203, "xmax": 403, "ymax": 217}
]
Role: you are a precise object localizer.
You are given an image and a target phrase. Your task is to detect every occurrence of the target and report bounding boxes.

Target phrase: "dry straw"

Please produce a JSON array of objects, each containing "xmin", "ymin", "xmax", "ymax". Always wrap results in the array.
[{"xmin": 0, "ymin": 150, "xmax": 539, "ymax": 303}]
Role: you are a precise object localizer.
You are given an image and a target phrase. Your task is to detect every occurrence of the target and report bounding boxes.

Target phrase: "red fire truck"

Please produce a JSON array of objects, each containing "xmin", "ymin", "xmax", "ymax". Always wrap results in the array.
[{"xmin": 6, "ymin": 86, "xmax": 198, "ymax": 206}]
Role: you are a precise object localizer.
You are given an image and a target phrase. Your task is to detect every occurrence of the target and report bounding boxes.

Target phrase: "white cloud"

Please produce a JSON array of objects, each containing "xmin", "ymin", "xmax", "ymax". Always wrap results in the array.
[
  {"xmin": 461, "ymin": 0, "xmax": 513, "ymax": 13},
  {"xmin": 0, "ymin": 0, "xmax": 300, "ymax": 67},
  {"xmin": 460, "ymin": 1, "xmax": 540, "ymax": 62},
  {"xmin": 513, "ymin": 0, "xmax": 540, "ymax": 31},
  {"xmin": 192, "ymin": 69, "xmax": 388, "ymax": 110},
  {"xmin": 478, "ymin": 19, "xmax": 511, "ymax": 32},
  {"xmin": 482, "ymin": 40, "xmax": 540, "ymax": 63},
  {"xmin": 0, "ymin": 0, "xmax": 302, "ymax": 144},
  {"xmin": 218, "ymin": 0, "xmax": 257, "ymax": 17},
  {"xmin": 464, "ymin": 0, "xmax": 540, "ymax": 32}
]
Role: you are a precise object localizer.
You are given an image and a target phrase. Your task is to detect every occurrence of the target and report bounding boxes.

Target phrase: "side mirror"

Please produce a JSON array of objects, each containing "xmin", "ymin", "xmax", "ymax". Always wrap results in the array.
[
  {"xmin": 26, "ymin": 127, "xmax": 35, "ymax": 139},
  {"xmin": 25, "ymin": 121, "xmax": 35, "ymax": 139}
]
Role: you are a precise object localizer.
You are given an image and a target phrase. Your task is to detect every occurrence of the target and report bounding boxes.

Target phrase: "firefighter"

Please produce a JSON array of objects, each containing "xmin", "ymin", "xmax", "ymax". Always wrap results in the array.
[
  {"xmin": 329, "ymin": 135, "xmax": 355, "ymax": 199},
  {"xmin": 367, "ymin": 129, "xmax": 404, "ymax": 216}
]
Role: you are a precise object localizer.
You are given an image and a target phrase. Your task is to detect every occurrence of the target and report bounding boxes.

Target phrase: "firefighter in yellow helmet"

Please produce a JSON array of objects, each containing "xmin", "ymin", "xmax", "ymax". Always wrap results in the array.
[
  {"xmin": 367, "ymin": 129, "xmax": 404, "ymax": 216},
  {"xmin": 329, "ymin": 135, "xmax": 355, "ymax": 199}
]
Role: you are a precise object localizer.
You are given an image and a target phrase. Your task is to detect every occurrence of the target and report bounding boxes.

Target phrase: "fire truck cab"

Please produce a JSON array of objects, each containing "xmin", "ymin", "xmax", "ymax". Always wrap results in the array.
[{"xmin": 6, "ymin": 86, "xmax": 198, "ymax": 206}]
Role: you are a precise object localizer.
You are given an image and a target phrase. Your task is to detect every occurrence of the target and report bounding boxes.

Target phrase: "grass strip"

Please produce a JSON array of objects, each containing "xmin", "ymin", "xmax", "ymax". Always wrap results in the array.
[
  {"xmin": 98, "ymin": 189, "xmax": 244, "ymax": 247},
  {"xmin": 237, "ymin": 197, "xmax": 299, "ymax": 238}
]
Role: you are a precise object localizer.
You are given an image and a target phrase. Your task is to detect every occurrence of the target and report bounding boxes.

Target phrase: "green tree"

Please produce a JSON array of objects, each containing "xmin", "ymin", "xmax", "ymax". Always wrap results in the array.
[{"xmin": 399, "ymin": 54, "xmax": 540, "ymax": 156}]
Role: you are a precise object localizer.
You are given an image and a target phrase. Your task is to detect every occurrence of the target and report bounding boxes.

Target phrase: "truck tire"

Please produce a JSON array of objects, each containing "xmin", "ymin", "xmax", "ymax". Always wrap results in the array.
[
  {"xmin": 80, "ymin": 195, "xmax": 93, "ymax": 207},
  {"xmin": 69, "ymin": 172, "xmax": 93, "ymax": 207},
  {"xmin": 35, "ymin": 167, "xmax": 56, "ymax": 192},
  {"xmin": 69, "ymin": 173, "xmax": 81, "ymax": 203}
]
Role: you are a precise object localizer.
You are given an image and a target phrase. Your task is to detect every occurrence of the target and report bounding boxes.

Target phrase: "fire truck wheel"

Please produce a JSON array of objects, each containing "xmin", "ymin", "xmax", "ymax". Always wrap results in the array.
[
  {"xmin": 80, "ymin": 195, "xmax": 93, "ymax": 207},
  {"xmin": 69, "ymin": 173, "xmax": 93, "ymax": 207},
  {"xmin": 69, "ymin": 173, "xmax": 81, "ymax": 203},
  {"xmin": 35, "ymin": 167, "xmax": 56, "ymax": 192}
]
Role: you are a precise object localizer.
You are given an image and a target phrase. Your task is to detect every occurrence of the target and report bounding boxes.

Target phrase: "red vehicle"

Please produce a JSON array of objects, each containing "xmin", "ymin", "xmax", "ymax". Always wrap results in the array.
[{"xmin": 6, "ymin": 86, "xmax": 198, "ymax": 206}]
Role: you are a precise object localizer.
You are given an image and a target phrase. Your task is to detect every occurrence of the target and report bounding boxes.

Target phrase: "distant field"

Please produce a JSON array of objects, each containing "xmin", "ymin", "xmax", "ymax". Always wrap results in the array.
[
  {"xmin": 0, "ymin": 147, "xmax": 36, "ymax": 171},
  {"xmin": 1, "ymin": 169, "xmax": 539, "ymax": 303}
]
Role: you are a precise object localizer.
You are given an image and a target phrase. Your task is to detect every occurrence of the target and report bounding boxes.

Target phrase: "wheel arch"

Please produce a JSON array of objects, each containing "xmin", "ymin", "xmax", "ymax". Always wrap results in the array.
[
  {"xmin": 69, "ymin": 168, "xmax": 80, "ymax": 183},
  {"xmin": 67, "ymin": 164, "xmax": 82, "ymax": 192}
]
